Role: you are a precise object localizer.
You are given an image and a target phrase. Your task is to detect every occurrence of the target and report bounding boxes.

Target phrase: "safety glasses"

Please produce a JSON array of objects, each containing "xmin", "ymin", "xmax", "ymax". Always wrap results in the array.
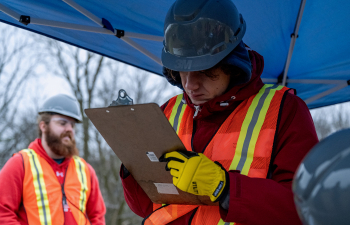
[{"xmin": 51, "ymin": 117, "xmax": 76, "ymax": 128}]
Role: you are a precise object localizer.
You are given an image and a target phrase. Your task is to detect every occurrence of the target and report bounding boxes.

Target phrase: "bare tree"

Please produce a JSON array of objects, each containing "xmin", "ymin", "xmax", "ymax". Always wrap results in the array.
[
  {"xmin": 121, "ymin": 67, "xmax": 178, "ymax": 105},
  {"xmin": 42, "ymin": 40, "xmax": 107, "ymax": 161},
  {"xmin": 311, "ymin": 103, "xmax": 350, "ymax": 140},
  {"xmin": 0, "ymin": 24, "xmax": 39, "ymax": 167},
  {"xmin": 40, "ymin": 38, "xmax": 178, "ymax": 224}
]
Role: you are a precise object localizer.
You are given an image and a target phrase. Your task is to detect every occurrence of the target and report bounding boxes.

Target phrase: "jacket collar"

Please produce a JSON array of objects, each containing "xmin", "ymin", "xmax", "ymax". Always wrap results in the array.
[
  {"xmin": 183, "ymin": 49, "xmax": 265, "ymax": 120},
  {"xmin": 28, "ymin": 138, "xmax": 72, "ymax": 168}
]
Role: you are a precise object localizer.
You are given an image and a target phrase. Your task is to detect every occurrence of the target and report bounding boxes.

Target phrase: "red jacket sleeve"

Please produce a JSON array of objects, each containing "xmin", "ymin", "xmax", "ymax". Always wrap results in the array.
[
  {"xmin": 120, "ymin": 165, "xmax": 153, "ymax": 217},
  {"xmin": 0, "ymin": 154, "xmax": 24, "ymax": 225},
  {"xmin": 220, "ymin": 94, "xmax": 319, "ymax": 224},
  {"xmin": 86, "ymin": 164, "xmax": 106, "ymax": 225}
]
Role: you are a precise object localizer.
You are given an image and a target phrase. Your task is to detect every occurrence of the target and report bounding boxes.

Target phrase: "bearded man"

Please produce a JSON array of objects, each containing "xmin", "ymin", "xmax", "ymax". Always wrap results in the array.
[{"xmin": 0, "ymin": 94, "xmax": 106, "ymax": 225}]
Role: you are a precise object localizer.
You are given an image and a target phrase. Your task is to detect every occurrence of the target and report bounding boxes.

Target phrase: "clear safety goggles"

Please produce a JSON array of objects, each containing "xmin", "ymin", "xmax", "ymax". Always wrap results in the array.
[
  {"xmin": 51, "ymin": 117, "xmax": 76, "ymax": 128},
  {"xmin": 164, "ymin": 18, "xmax": 235, "ymax": 57}
]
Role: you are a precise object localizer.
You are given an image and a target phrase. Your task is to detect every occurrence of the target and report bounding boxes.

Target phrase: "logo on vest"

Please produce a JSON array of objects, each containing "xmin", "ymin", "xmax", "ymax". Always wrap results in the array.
[
  {"xmin": 56, "ymin": 171, "xmax": 64, "ymax": 177},
  {"xmin": 175, "ymin": 59, "xmax": 192, "ymax": 70}
]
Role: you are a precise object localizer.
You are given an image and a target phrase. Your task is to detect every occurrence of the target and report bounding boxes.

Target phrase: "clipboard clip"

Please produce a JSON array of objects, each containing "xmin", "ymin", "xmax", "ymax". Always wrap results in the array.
[{"xmin": 109, "ymin": 89, "xmax": 133, "ymax": 106}]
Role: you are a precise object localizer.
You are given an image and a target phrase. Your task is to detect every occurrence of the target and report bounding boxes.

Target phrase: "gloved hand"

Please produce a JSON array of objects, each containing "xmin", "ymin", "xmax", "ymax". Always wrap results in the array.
[{"xmin": 160, "ymin": 150, "xmax": 228, "ymax": 202}]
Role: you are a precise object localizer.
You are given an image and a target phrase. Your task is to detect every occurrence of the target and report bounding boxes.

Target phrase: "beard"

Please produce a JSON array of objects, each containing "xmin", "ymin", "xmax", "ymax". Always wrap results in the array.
[{"xmin": 45, "ymin": 126, "xmax": 79, "ymax": 158}]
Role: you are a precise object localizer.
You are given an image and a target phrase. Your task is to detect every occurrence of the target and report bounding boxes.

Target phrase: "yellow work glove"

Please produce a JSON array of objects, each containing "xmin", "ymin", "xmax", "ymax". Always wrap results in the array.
[{"xmin": 160, "ymin": 150, "xmax": 228, "ymax": 202}]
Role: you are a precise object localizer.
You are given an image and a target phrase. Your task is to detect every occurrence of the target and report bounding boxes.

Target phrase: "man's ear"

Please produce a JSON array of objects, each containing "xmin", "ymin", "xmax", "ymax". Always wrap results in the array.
[{"xmin": 39, "ymin": 121, "xmax": 47, "ymax": 134}]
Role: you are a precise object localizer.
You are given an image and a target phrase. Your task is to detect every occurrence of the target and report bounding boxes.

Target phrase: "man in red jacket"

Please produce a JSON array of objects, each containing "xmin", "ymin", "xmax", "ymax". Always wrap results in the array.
[
  {"xmin": 121, "ymin": 0, "xmax": 318, "ymax": 224},
  {"xmin": 0, "ymin": 94, "xmax": 106, "ymax": 225}
]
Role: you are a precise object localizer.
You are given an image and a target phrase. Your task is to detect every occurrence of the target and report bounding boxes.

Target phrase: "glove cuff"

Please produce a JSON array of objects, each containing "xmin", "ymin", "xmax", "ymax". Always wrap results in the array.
[
  {"xmin": 212, "ymin": 162, "xmax": 230, "ymax": 203},
  {"xmin": 214, "ymin": 169, "xmax": 230, "ymax": 203}
]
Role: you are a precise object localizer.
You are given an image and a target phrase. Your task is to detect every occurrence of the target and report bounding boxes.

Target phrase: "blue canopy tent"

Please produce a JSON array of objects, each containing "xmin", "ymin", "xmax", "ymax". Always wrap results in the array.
[{"xmin": 0, "ymin": 0, "xmax": 349, "ymax": 109}]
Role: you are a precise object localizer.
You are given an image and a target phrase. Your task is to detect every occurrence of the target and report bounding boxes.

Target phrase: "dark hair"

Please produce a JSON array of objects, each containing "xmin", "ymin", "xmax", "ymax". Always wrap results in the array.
[
  {"xmin": 37, "ymin": 113, "xmax": 53, "ymax": 137},
  {"xmin": 163, "ymin": 61, "xmax": 246, "ymax": 90}
]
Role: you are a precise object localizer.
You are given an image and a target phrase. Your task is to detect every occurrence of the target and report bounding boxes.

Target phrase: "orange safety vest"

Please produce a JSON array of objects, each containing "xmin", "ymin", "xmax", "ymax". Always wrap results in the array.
[
  {"xmin": 19, "ymin": 149, "xmax": 91, "ymax": 225},
  {"xmin": 143, "ymin": 84, "xmax": 292, "ymax": 225}
]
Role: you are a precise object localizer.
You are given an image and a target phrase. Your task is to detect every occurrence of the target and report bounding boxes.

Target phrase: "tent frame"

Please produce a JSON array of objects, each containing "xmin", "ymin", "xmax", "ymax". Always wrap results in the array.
[
  {"xmin": 263, "ymin": 78, "xmax": 349, "ymax": 104},
  {"xmin": 281, "ymin": 0, "xmax": 307, "ymax": 86},
  {"xmin": 1, "ymin": 0, "xmax": 349, "ymax": 106},
  {"xmin": 0, "ymin": 0, "xmax": 163, "ymax": 65}
]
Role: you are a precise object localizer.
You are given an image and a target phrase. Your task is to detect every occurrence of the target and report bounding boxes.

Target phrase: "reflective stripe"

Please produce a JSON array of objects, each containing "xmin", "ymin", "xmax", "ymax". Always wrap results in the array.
[
  {"xmin": 175, "ymin": 99, "xmax": 186, "ymax": 134},
  {"xmin": 157, "ymin": 85, "xmax": 288, "ymax": 225},
  {"xmin": 73, "ymin": 156, "xmax": 88, "ymax": 213},
  {"xmin": 169, "ymin": 94, "xmax": 186, "ymax": 134},
  {"xmin": 23, "ymin": 149, "xmax": 52, "ymax": 225},
  {"xmin": 229, "ymin": 84, "xmax": 282, "ymax": 174},
  {"xmin": 169, "ymin": 94, "xmax": 184, "ymax": 132},
  {"xmin": 240, "ymin": 85, "xmax": 284, "ymax": 175}
]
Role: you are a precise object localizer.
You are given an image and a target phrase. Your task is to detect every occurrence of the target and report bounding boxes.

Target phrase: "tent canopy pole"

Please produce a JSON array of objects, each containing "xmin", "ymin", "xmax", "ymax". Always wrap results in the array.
[
  {"xmin": 61, "ymin": 0, "xmax": 162, "ymax": 64},
  {"xmin": 63, "ymin": 0, "xmax": 103, "ymax": 27},
  {"xmin": 263, "ymin": 78, "xmax": 349, "ymax": 104},
  {"xmin": 281, "ymin": 0, "xmax": 307, "ymax": 86},
  {"xmin": 0, "ymin": 2, "xmax": 163, "ymax": 41},
  {"xmin": 0, "ymin": 1, "xmax": 163, "ymax": 64},
  {"xmin": 0, "ymin": 3, "xmax": 21, "ymax": 20},
  {"xmin": 305, "ymin": 82, "xmax": 349, "ymax": 104}
]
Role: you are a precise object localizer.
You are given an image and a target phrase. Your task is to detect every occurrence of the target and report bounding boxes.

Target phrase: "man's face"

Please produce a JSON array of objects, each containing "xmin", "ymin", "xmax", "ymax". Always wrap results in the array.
[
  {"xmin": 44, "ymin": 115, "xmax": 78, "ymax": 157},
  {"xmin": 180, "ymin": 68, "xmax": 230, "ymax": 105}
]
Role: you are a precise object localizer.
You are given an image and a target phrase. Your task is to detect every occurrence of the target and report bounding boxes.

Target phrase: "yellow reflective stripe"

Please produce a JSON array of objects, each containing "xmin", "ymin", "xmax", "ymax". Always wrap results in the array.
[
  {"xmin": 241, "ymin": 85, "xmax": 283, "ymax": 175},
  {"xmin": 229, "ymin": 84, "xmax": 272, "ymax": 170},
  {"xmin": 229, "ymin": 84, "xmax": 283, "ymax": 172},
  {"xmin": 218, "ymin": 219, "xmax": 234, "ymax": 225},
  {"xmin": 176, "ymin": 103, "xmax": 187, "ymax": 134},
  {"xmin": 23, "ymin": 149, "xmax": 52, "ymax": 225},
  {"xmin": 73, "ymin": 156, "xmax": 88, "ymax": 213},
  {"xmin": 168, "ymin": 94, "xmax": 183, "ymax": 127}
]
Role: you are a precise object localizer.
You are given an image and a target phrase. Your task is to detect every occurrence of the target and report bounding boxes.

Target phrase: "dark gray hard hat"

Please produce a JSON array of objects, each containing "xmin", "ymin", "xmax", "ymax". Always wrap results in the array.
[
  {"xmin": 293, "ymin": 128, "xmax": 350, "ymax": 225},
  {"xmin": 162, "ymin": 0, "xmax": 246, "ymax": 72},
  {"xmin": 38, "ymin": 94, "xmax": 83, "ymax": 122}
]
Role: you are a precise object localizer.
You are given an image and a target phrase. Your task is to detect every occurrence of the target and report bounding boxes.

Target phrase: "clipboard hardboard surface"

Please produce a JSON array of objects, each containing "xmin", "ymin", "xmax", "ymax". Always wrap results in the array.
[{"xmin": 85, "ymin": 103, "xmax": 216, "ymax": 205}]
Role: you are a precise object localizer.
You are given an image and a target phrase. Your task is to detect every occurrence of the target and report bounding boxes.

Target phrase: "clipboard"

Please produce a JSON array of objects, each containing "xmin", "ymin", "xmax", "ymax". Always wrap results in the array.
[{"xmin": 85, "ymin": 103, "xmax": 216, "ymax": 205}]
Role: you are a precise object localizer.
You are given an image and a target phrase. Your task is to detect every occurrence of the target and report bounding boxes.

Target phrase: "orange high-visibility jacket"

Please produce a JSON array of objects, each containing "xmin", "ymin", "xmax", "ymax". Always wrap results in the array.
[
  {"xmin": 19, "ymin": 149, "xmax": 91, "ymax": 225},
  {"xmin": 144, "ymin": 84, "xmax": 291, "ymax": 225}
]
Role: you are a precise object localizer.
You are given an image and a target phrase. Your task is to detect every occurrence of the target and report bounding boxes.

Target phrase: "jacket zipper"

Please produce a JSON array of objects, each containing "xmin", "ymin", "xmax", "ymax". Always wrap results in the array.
[{"xmin": 193, "ymin": 105, "xmax": 201, "ymax": 118}]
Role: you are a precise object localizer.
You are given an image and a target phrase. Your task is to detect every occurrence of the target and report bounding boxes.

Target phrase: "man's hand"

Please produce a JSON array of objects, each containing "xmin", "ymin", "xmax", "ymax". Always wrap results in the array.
[{"xmin": 160, "ymin": 151, "xmax": 228, "ymax": 202}]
